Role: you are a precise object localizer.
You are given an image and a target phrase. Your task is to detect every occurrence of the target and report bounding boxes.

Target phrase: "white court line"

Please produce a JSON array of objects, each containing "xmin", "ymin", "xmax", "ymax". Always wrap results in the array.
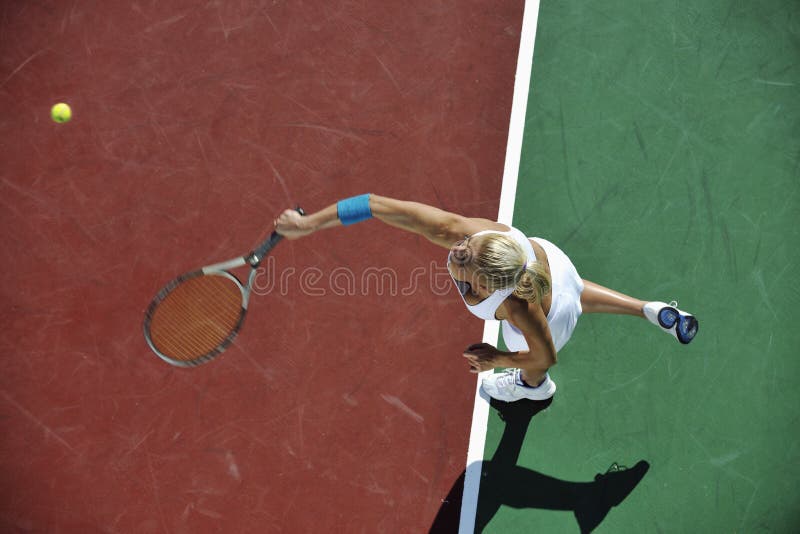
[{"xmin": 458, "ymin": 0, "xmax": 542, "ymax": 532}]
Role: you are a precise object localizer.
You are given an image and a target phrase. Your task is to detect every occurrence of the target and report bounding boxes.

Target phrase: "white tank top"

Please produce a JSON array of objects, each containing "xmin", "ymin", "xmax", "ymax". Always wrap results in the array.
[{"xmin": 447, "ymin": 226, "xmax": 536, "ymax": 321}]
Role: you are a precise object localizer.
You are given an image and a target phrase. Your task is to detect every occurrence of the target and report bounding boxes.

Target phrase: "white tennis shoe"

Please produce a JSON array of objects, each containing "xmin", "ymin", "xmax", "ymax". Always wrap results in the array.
[
  {"xmin": 643, "ymin": 301, "xmax": 698, "ymax": 344},
  {"xmin": 481, "ymin": 368, "xmax": 556, "ymax": 402}
]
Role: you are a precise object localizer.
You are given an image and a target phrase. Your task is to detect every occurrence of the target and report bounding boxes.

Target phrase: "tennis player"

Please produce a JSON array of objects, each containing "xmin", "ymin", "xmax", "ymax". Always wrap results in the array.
[{"xmin": 274, "ymin": 194, "xmax": 698, "ymax": 403}]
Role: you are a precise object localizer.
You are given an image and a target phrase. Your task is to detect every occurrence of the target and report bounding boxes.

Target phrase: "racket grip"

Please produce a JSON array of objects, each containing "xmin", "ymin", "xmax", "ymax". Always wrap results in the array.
[
  {"xmin": 249, "ymin": 232, "xmax": 283, "ymax": 266},
  {"xmin": 248, "ymin": 206, "xmax": 304, "ymax": 266}
]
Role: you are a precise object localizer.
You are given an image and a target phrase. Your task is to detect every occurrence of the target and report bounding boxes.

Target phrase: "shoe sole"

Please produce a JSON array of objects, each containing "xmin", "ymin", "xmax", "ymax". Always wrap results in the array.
[
  {"xmin": 480, "ymin": 373, "xmax": 556, "ymax": 402},
  {"xmin": 658, "ymin": 307, "xmax": 698, "ymax": 344},
  {"xmin": 481, "ymin": 389, "xmax": 556, "ymax": 403}
]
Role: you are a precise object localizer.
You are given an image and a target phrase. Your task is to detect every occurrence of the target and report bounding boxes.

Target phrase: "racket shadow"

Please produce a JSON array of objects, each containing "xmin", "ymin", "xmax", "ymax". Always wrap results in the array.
[{"xmin": 428, "ymin": 398, "xmax": 650, "ymax": 533}]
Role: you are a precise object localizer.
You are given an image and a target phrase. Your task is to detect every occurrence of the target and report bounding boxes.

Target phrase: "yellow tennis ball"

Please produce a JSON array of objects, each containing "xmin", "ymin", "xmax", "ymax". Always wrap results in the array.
[{"xmin": 51, "ymin": 103, "xmax": 72, "ymax": 123}]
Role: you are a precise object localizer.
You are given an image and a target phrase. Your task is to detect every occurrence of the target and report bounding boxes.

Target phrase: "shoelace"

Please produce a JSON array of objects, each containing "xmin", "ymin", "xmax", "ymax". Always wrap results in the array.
[{"xmin": 495, "ymin": 369, "xmax": 519, "ymax": 390}]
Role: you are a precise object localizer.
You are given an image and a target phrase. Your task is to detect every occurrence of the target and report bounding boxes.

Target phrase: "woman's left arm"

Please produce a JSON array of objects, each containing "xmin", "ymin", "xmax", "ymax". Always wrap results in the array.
[
  {"xmin": 505, "ymin": 299, "xmax": 558, "ymax": 368},
  {"xmin": 463, "ymin": 299, "xmax": 557, "ymax": 373}
]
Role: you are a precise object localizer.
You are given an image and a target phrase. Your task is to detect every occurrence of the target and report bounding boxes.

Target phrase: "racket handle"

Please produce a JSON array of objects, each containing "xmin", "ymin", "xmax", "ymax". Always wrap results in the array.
[{"xmin": 247, "ymin": 206, "xmax": 305, "ymax": 266}]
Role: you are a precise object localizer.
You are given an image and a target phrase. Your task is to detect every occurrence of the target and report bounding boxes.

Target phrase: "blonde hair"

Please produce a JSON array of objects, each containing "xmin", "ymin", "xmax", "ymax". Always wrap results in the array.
[{"xmin": 471, "ymin": 234, "xmax": 551, "ymax": 304}]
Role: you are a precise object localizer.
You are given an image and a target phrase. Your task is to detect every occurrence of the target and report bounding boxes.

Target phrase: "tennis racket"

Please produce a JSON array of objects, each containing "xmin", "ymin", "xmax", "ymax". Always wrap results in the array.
[{"xmin": 143, "ymin": 208, "xmax": 304, "ymax": 367}]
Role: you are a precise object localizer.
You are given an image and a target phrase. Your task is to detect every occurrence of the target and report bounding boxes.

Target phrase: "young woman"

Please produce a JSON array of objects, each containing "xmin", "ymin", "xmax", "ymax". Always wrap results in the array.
[{"xmin": 274, "ymin": 194, "xmax": 698, "ymax": 403}]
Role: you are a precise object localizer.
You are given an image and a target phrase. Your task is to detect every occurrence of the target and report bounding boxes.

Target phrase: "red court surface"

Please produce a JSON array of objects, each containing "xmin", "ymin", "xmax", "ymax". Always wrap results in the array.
[{"xmin": 0, "ymin": 2, "xmax": 522, "ymax": 532}]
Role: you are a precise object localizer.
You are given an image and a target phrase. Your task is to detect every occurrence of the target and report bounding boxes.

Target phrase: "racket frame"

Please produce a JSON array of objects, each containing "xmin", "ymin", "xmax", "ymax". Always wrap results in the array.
[
  {"xmin": 142, "ymin": 206, "xmax": 306, "ymax": 367},
  {"xmin": 143, "ymin": 262, "xmax": 250, "ymax": 368},
  {"xmin": 143, "ymin": 208, "xmax": 303, "ymax": 367}
]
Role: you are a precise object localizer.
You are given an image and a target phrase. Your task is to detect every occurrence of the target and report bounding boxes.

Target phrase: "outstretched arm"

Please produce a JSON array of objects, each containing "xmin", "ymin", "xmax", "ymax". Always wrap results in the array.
[{"xmin": 275, "ymin": 194, "xmax": 506, "ymax": 248}]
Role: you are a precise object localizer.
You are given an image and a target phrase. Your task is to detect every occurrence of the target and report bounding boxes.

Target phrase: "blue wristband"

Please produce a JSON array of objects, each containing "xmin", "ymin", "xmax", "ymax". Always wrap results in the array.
[{"xmin": 337, "ymin": 194, "xmax": 372, "ymax": 226}]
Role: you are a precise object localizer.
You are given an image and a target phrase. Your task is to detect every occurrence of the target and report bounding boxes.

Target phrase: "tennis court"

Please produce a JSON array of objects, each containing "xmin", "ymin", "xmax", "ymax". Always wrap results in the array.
[{"xmin": 1, "ymin": 1, "xmax": 798, "ymax": 532}]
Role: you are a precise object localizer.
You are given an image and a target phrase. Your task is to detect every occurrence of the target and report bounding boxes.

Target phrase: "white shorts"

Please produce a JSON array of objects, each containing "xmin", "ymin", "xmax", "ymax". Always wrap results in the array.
[{"xmin": 501, "ymin": 237, "xmax": 584, "ymax": 353}]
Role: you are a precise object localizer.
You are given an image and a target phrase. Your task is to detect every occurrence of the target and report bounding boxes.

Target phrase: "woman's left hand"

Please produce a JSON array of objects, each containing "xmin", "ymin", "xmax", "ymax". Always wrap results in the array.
[{"xmin": 462, "ymin": 343, "xmax": 504, "ymax": 373}]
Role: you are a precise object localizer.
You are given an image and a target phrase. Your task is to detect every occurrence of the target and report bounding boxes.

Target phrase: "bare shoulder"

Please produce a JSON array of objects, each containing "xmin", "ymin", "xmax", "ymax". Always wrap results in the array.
[
  {"xmin": 499, "ymin": 295, "xmax": 547, "ymax": 325},
  {"xmin": 431, "ymin": 216, "xmax": 511, "ymax": 248},
  {"xmin": 459, "ymin": 217, "xmax": 511, "ymax": 236}
]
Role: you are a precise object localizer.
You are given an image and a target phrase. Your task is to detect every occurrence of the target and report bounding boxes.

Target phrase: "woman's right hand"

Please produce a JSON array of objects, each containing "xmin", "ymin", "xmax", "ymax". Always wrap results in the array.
[{"xmin": 274, "ymin": 209, "xmax": 314, "ymax": 239}]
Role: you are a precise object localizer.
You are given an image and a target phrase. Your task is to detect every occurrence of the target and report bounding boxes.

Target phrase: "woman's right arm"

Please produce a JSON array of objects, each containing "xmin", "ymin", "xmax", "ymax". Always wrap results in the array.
[{"xmin": 275, "ymin": 194, "xmax": 505, "ymax": 248}]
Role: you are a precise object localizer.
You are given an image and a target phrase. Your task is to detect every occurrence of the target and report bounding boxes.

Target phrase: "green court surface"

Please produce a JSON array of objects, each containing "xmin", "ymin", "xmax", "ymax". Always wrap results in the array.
[{"xmin": 480, "ymin": 0, "xmax": 799, "ymax": 532}]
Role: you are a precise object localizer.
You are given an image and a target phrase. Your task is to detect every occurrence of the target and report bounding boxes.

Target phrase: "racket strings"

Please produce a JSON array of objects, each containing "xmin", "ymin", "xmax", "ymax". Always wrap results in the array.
[
  {"xmin": 148, "ymin": 275, "xmax": 244, "ymax": 362},
  {"xmin": 151, "ymin": 282, "xmax": 241, "ymax": 359}
]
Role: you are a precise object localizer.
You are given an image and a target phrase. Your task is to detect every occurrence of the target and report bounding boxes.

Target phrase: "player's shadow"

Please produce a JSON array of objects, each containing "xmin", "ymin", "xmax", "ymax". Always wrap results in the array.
[{"xmin": 429, "ymin": 397, "xmax": 650, "ymax": 533}]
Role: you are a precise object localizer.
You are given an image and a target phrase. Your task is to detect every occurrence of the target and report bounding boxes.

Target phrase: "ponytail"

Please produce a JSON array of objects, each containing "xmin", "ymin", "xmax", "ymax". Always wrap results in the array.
[{"xmin": 513, "ymin": 261, "xmax": 551, "ymax": 304}]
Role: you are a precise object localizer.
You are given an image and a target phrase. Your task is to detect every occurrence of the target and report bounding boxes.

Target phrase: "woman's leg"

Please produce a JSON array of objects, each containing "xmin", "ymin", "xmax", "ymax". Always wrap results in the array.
[
  {"xmin": 580, "ymin": 279, "xmax": 699, "ymax": 344},
  {"xmin": 580, "ymin": 280, "xmax": 646, "ymax": 317}
]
